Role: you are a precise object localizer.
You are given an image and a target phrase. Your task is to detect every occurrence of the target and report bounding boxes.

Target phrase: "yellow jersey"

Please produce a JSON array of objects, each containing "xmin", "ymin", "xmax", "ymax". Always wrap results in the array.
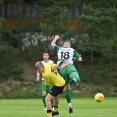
[{"xmin": 42, "ymin": 63, "xmax": 65, "ymax": 87}]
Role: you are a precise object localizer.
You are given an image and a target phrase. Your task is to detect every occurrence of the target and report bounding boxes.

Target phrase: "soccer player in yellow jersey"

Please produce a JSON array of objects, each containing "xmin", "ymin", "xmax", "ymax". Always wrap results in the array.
[
  {"xmin": 35, "ymin": 61, "xmax": 65, "ymax": 117},
  {"xmin": 36, "ymin": 52, "xmax": 54, "ymax": 110}
]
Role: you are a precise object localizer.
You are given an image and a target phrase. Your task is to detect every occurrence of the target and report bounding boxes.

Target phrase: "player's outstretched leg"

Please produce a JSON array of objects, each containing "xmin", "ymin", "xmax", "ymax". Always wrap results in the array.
[
  {"xmin": 69, "ymin": 64, "xmax": 80, "ymax": 88},
  {"xmin": 71, "ymin": 78, "xmax": 80, "ymax": 88}
]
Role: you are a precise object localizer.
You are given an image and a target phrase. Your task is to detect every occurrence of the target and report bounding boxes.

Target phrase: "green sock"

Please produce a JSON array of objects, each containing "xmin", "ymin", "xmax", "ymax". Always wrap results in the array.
[
  {"xmin": 65, "ymin": 90, "xmax": 71, "ymax": 103},
  {"xmin": 42, "ymin": 96, "xmax": 46, "ymax": 106}
]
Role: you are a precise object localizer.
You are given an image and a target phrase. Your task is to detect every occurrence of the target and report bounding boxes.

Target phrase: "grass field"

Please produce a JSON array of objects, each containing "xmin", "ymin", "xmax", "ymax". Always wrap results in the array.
[{"xmin": 0, "ymin": 98, "xmax": 117, "ymax": 117}]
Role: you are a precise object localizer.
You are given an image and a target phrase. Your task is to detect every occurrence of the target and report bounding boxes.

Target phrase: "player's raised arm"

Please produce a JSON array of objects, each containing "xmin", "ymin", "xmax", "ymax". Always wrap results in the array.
[
  {"xmin": 51, "ymin": 35, "xmax": 60, "ymax": 48},
  {"xmin": 73, "ymin": 50, "xmax": 82, "ymax": 62}
]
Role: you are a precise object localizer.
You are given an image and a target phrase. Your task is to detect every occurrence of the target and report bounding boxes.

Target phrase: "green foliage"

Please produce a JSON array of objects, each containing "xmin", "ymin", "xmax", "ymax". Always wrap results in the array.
[
  {"xmin": 0, "ymin": 42, "xmax": 24, "ymax": 79},
  {"xmin": 34, "ymin": 0, "xmax": 70, "ymax": 36},
  {"xmin": 13, "ymin": 74, "xmax": 25, "ymax": 81},
  {"xmin": 3, "ymin": 90, "xmax": 40, "ymax": 99},
  {"xmin": 0, "ymin": 15, "xmax": 24, "ymax": 79},
  {"xmin": 0, "ymin": 18, "xmax": 3, "ymax": 41},
  {"xmin": 76, "ymin": 1, "xmax": 117, "ymax": 66},
  {"xmin": 2, "ymin": 82, "xmax": 41, "ymax": 99},
  {"xmin": 1, "ymin": 30, "xmax": 20, "ymax": 48},
  {"xmin": 0, "ymin": 0, "xmax": 2, "ymax": 4}
]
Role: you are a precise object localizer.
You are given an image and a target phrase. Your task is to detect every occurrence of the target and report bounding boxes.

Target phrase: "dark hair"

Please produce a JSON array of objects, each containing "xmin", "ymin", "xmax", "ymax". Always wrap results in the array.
[
  {"xmin": 43, "ymin": 52, "xmax": 49, "ymax": 55},
  {"xmin": 43, "ymin": 52, "xmax": 49, "ymax": 54}
]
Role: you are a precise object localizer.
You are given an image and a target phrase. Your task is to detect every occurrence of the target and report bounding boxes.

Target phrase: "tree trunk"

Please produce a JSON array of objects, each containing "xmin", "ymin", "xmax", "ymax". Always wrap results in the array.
[{"xmin": 90, "ymin": 51, "xmax": 93, "ymax": 66}]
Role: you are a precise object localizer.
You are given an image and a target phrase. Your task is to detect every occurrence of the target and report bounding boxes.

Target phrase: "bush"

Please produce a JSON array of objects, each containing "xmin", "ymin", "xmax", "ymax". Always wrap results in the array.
[{"xmin": 0, "ymin": 42, "xmax": 24, "ymax": 79}]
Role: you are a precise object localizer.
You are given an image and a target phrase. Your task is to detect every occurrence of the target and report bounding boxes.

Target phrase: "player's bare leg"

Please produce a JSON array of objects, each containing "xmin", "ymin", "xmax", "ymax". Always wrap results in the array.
[
  {"xmin": 45, "ymin": 94, "xmax": 53, "ymax": 117},
  {"xmin": 52, "ymin": 96, "xmax": 59, "ymax": 116}
]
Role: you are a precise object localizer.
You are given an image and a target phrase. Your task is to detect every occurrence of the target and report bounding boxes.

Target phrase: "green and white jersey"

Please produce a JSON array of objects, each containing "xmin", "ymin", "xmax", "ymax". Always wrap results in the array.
[
  {"xmin": 54, "ymin": 46, "xmax": 81, "ymax": 66},
  {"xmin": 57, "ymin": 47, "xmax": 74, "ymax": 65},
  {"xmin": 42, "ymin": 60, "xmax": 54, "ymax": 80}
]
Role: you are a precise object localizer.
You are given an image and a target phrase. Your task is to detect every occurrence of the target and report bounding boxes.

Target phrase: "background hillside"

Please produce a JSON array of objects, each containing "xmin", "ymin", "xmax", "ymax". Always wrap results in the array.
[{"xmin": 0, "ymin": 62, "xmax": 117, "ymax": 99}]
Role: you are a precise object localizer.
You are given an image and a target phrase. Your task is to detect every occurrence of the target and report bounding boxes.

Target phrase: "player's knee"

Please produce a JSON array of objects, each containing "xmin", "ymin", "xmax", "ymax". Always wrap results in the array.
[
  {"xmin": 45, "ymin": 97, "xmax": 50, "ymax": 102},
  {"xmin": 42, "ymin": 91, "xmax": 47, "ymax": 96},
  {"xmin": 65, "ymin": 84, "xmax": 70, "ymax": 90}
]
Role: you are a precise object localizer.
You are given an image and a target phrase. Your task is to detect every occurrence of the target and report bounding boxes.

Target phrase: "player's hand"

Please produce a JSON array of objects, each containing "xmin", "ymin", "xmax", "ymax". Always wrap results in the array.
[
  {"xmin": 36, "ymin": 77, "xmax": 40, "ymax": 81},
  {"xmin": 78, "ymin": 57, "xmax": 82, "ymax": 62},
  {"xmin": 55, "ymin": 35, "xmax": 60, "ymax": 40},
  {"xmin": 72, "ymin": 57, "xmax": 77, "ymax": 61}
]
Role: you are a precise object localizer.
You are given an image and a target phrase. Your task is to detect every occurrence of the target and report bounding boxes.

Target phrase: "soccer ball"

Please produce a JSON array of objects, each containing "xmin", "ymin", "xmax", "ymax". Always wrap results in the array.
[{"xmin": 95, "ymin": 93, "xmax": 104, "ymax": 102}]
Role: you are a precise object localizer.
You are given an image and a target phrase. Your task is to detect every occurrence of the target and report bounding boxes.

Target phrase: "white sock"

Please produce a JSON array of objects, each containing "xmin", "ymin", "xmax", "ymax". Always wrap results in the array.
[
  {"xmin": 54, "ymin": 110, "xmax": 57, "ymax": 112},
  {"xmin": 68, "ymin": 103, "xmax": 72, "ymax": 108},
  {"xmin": 73, "ymin": 79, "xmax": 76, "ymax": 82}
]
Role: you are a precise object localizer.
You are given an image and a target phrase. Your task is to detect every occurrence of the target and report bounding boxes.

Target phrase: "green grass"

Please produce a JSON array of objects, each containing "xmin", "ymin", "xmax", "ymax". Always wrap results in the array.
[{"xmin": 0, "ymin": 98, "xmax": 117, "ymax": 117}]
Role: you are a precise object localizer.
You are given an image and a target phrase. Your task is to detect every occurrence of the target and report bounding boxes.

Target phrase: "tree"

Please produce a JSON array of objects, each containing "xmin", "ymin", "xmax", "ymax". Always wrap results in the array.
[
  {"xmin": 0, "ymin": 0, "xmax": 24, "ymax": 79},
  {"xmin": 33, "ymin": 0, "xmax": 81, "ymax": 52},
  {"xmin": 77, "ymin": 0, "xmax": 117, "ymax": 66}
]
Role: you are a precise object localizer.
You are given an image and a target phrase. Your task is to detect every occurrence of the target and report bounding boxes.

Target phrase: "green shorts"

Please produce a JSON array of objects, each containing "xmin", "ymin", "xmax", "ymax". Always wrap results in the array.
[
  {"xmin": 60, "ymin": 64, "xmax": 80, "ymax": 84},
  {"xmin": 42, "ymin": 80, "xmax": 53, "ymax": 92}
]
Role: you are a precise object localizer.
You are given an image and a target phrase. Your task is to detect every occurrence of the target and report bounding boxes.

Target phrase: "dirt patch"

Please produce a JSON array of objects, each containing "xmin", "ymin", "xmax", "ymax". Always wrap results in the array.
[
  {"xmin": 24, "ymin": 63, "xmax": 36, "ymax": 81},
  {"xmin": 0, "ymin": 63, "xmax": 37, "ymax": 97},
  {"xmin": 0, "ymin": 79, "xmax": 21, "ymax": 96}
]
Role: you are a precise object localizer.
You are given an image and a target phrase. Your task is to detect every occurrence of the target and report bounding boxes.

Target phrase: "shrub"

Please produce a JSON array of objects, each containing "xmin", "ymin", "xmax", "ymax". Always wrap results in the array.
[{"xmin": 0, "ymin": 42, "xmax": 24, "ymax": 79}]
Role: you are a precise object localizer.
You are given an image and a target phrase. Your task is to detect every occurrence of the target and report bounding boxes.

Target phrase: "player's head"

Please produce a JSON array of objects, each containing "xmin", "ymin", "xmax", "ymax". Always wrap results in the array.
[
  {"xmin": 35, "ymin": 61, "xmax": 44, "ymax": 73},
  {"xmin": 63, "ymin": 41, "xmax": 71, "ymax": 48},
  {"xmin": 43, "ymin": 52, "xmax": 49, "ymax": 60}
]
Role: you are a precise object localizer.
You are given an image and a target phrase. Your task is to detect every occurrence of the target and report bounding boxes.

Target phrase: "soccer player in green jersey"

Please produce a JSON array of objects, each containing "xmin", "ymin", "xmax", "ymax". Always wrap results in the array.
[
  {"xmin": 51, "ymin": 35, "xmax": 82, "ymax": 113},
  {"xmin": 35, "ymin": 62, "xmax": 65, "ymax": 117},
  {"xmin": 37, "ymin": 52, "xmax": 54, "ymax": 110}
]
